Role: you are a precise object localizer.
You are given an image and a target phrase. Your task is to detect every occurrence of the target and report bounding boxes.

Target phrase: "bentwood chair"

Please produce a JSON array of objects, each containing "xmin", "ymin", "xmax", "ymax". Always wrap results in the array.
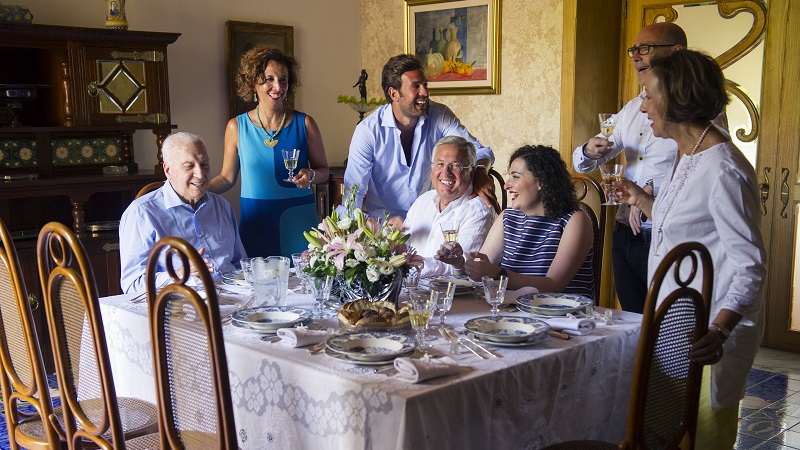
[
  {"xmin": 0, "ymin": 218, "xmax": 63, "ymax": 450},
  {"xmin": 134, "ymin": 181, "xmax": 164, "ymax": 199},
  {"xmin": 36, "ymin": 222, "xmax": 159, "ymax": 449},
  {"xmin": 543, "ymin": 242, "xmax": 712, "ymax": 450},
  {"xmin": 487, "ymin": 168, "xmax": 507, "ymax": 212},
  {"xmin": 571, "ymin": 173, "xmax": 606, "ymax": 304},
  {"xmin": 146, "ymin": 236, "xmax": 238, "ymax": 449}
]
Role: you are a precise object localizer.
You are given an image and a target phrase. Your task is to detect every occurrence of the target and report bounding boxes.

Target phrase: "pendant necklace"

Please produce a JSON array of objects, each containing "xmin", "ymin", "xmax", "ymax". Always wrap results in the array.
[
  {"xmin": 653, "ymin": 122, "xmax": 713, "ymax": 256},
  {"xmin": 256, "ymin": 105, "xmax": 286, "ymax": 148}
]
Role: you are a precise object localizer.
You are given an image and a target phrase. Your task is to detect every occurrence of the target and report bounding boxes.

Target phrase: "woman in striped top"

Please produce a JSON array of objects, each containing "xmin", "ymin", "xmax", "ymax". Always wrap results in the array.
[{"xmin": 437, "ymin": 145, "xmax": 594, "ymax": 296}]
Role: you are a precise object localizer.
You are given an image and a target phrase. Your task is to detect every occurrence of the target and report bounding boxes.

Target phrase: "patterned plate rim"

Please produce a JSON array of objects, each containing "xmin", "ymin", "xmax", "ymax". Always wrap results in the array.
[
  {"xmin": 326, "ymin": 332, "xmax": 417, "ymax": 362},
  {"xmin": 231, "ymin": 317, "xmax": 313, "ymax": 334},
  {"xmin": 466, "ymin": 331, "xmax": 549, "ymax": 347},
  {"xmin": 516, "ymin": 293, "xmax": 592, "ymax": 316},
  {"xmin": 231, "ymin": 306, "xmax": 312, "ymax": 329},
  {"xmin": 464, "ymin": 316, "xmax": 550, "ymax": 342},
  {"xmin": 323, "ymin": 346, "xmax": 415, "ymax": 366}
]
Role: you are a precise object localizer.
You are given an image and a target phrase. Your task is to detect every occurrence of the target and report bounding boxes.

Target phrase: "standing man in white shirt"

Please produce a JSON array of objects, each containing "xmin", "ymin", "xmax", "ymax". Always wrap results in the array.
[
  {"xmin": 572, "ymin": 22, "xmax": 689, "ymax": 313},
  {"xmin": 390, "ymin": 136, "xmax": 496, "ymax": 276}
]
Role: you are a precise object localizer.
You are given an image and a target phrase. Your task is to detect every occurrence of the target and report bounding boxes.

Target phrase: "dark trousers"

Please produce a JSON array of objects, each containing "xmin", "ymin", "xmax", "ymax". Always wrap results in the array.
[{"xmin": 611, "ymin": 222, "xmax": 652, "ymax": 314}]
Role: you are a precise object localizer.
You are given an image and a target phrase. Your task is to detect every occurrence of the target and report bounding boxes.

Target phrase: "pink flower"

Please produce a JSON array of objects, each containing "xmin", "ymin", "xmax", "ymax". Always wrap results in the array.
[{"xmin": 326, "ymin": 229, "xmax": 365, "ymax": 271}]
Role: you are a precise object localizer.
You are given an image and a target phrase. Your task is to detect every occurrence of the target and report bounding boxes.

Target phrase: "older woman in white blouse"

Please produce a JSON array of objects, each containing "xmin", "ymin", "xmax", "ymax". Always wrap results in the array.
[{"xmin": 616, "ymin": 50, "xmax": 765, "ymax": 450}]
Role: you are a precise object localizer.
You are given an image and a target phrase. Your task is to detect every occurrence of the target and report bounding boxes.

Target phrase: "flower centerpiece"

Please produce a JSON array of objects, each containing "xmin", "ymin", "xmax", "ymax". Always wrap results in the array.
[{"xmin": 303, "ymin": 185, "xmax": 411, "ymax": 304}]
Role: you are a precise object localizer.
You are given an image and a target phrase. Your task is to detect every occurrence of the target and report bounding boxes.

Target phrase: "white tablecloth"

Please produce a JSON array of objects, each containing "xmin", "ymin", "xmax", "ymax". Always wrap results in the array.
[{"xmin": 98, "ymin": 284, "xmax": 642, "ymax": 449}]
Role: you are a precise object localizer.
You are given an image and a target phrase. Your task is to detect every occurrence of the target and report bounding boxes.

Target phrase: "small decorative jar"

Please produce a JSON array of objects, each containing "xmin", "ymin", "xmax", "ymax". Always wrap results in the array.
[{"xmin": 105, "ymin": 0, "xmax": 128, "ymax": 30}]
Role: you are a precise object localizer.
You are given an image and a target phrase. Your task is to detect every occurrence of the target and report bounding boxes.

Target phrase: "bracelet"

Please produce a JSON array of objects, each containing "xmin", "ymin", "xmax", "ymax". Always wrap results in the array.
[
  {"xmin": 710, "ymin": 322, "xmax": 731, "ymax": 340},
  {"xmin": 308, "ymin": 169, "xmax": 316, "ymax": 184}
]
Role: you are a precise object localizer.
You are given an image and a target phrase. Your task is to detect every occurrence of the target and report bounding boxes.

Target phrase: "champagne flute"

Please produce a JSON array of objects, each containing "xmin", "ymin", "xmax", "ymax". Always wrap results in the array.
[
  {"xmin": 408, "ymin": 288, "xmax": 438, "ymax": 349},
  {"xmin": 282, "ymin": 148, "xmax": 300, "ymax": 182},
  {"xmin": 482, "ymin": 275, "xmax": 508, "ymax": 318},
  {"xmin": 598, "ymin": 163, "xmax": 625, "ymax": 206},
  {"xmin": 440, "ymin": 220, "xmax": 460, "ymax": 257},
  {"xmin": 599, "ymin": 113, "xmax": 616, "ymax": 140}
]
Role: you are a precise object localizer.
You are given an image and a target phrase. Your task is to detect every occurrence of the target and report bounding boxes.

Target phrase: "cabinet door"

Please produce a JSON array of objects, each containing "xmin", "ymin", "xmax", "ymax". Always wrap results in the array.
[{"xmin": 78, "ymin": 45, "xmax": 171, "ymax": 127}]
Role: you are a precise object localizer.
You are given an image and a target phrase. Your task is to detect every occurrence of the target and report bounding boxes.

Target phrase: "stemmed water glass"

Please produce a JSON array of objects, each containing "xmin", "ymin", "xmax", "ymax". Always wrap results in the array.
[
  {"xmin": 440, "ymin": 220, "xmax": 460, "ymax": 257},
  {"xmin": 430, "ymin": 281, "xmax": 455, "ymax": 329},
  {"xmin": 291, "ymin": 253, "xmax": 310, "ymax": 294},
  {"xmin": 408, "ymin": 289, "xmax": 438, "ymax": 349},
  {"xmin": 311, "ymin": 275, "xmax": 334, "ymax": 319},
  {"xmin": 282, "ymin": 148, "xmax": 300, "ymax": 182},
  {"xmin": 482, "ymin": 275, "xmax": 508, "ymax": 318},
  {"xmin": 598, "ymin": 163, "xmax": 625, "ymax": 206},
  {"xmin": 239, "ymin": 258, "xmax": 254, "ymax": 286}
]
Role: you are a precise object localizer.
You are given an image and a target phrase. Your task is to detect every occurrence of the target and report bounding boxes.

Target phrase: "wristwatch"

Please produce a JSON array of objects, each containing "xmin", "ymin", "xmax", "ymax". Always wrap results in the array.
[{"xmin": 644, "ymin": 179, "xmax": 654, "ymax": 190}]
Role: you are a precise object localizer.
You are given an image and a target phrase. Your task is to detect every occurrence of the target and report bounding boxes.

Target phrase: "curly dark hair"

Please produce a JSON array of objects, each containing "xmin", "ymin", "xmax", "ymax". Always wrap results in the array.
[
  {"xmin": 508, "ymin": 145, "xmax": 578, "ymax": 219},
  {"xmin": 649, "ymin": 49, "xmax": 729, "ymax": 124},
  {"xmin": 236, "ymin": 47, "xmax": 301, "ymax": 103},
  {"xmin": 381, "ymin": 54, "xmax": 424, "ymax": 102}
]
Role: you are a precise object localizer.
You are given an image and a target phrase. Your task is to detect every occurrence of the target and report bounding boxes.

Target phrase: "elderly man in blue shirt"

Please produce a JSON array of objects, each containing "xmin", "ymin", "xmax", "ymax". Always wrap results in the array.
[
  {"xmin": 119, "ymin": 132, "xmax": 246, "ymax": 294},
  {"xmin": 343, "ymin": 54, "xmax": 496, "ymax": 219}
]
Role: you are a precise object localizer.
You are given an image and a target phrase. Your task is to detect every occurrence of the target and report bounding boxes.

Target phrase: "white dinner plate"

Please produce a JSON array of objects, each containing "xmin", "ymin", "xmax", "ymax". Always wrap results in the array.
[
  {"xmin": 323, "ymin": 346, "xmax": 415, "ymax": 366},
  {"xmin": 516, "ymin": 293, "xmax": 593, "ymax": 316},
  {"xmin": 326, "ymin": 332, "xmax": 416, "ymax": 362},
  {"xmin": 221, "ymin": 270, "xmax": 250, "ymax": 288},
  {"xmin": 464, "ymin": 316, "xmax": 549, "ymax": 343},
  {"xmin": 231, "ymin": 306, "xmax": 312, "ymax": 331},
  {"xmin": 466, "ymin": 332, "xmax": 549, "ymax": 347}
]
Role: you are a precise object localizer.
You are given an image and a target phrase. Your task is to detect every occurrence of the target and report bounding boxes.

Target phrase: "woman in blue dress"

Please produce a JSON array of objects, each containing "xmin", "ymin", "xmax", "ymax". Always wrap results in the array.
[
  {"xmin": 438, "ymin": 145, "xmax": 594, "ymax": 297},
  {"xmin": 211, "ymin": 48, "xmax": 329, "ymax": 258}
]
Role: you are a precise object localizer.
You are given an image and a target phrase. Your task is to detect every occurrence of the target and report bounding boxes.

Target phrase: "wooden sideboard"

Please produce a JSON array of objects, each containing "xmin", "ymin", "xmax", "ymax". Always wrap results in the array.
[{"xmin": 0, "ymin": 23, "xmax": 179, "ymax": 370}]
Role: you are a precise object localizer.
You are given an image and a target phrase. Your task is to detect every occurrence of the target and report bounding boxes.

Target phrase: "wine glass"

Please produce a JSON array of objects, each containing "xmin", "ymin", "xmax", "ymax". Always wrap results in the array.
[
  {"xmin": 239, "ymin": 258, "xmax": 254, "ymax": 286},
  {"xmin": 598, "ymin": 163, "xmax": 625, "ymax": 206},
  {"xmin": 598, "ymin": 113, "xmax": 616, "ymax": 140},
  {"xmin": 430, "ymin": 281, "xmax": 455, "ymax": 328},
  {"xmin": 439, "ymin": 220, "xmax": 460, "ymax": 257},
  {"xmin": 291, "ymin": 253, "xmax": 309, "ymax": 294},
  {"xmin": 282, "ymin": 148, "xmax": 300, "ymax": 182},
  {"xmin": 311, "ymin": 275, "xmax": 334, "ymax": 319},
  {"xmin": 408, "ymin": 289, "xmax": 438, "ymax": 349},
  {"xmin": 482, "ymin": 275, "xmax": 508, "ymax": 318}
]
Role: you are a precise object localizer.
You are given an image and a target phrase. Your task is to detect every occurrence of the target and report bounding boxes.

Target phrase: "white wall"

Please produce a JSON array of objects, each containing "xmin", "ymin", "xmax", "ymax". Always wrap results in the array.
[{"xmin": 19, "ymin": 0, "xmax": 361, "ymax": 210}]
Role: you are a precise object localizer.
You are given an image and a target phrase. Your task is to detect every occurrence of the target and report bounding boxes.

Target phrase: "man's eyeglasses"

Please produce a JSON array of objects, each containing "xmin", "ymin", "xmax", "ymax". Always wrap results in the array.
[
  {"xmin": 431, "ymin": 162, "xmax": 472, "ymax": 173},
  {"xmin": 627, "ymin": 44, "xmax": 676, "ymax": 57}
]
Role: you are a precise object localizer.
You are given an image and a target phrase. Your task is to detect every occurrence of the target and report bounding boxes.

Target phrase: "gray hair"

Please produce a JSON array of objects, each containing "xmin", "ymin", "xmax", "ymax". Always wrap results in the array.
[
  {"xmin": 432, "ymin": 135, "xmax": 477, "ymax": 168},
  {"xmin": 161, "ymin": 132, "xmax": 206, "ymax": 165}
]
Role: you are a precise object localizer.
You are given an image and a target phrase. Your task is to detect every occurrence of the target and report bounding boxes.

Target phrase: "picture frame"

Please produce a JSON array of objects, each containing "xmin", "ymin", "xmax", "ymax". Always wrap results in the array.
[
  {"xmin": 225, "ymin": 21, "xmax": 294, "ymax": 119},
  {"xmin": 404, "ymin": 0, "xmax": 501, "ymax": 95}
]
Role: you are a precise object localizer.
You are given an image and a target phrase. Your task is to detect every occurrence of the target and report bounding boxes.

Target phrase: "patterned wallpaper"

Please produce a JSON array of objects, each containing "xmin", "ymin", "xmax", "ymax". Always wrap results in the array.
[{"xmin": 360, "ymin": 0, "xmax": 563, "ymax": 170}]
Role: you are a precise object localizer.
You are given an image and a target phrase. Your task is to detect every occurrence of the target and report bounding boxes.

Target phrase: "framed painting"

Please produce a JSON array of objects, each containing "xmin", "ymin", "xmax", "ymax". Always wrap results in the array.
[
  {"xmin": 404, "ymin": 0, "xmax": 501, "ymax": 95},
  {"xmin": 225, "ymin": 21, "xmax": 294, "ymax": 119}
]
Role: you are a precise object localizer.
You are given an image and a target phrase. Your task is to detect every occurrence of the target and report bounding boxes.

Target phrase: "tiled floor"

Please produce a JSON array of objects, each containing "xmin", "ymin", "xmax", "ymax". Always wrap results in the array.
[{"xmin": 736, "ymin": 348, "xmax": 800, "ymax": 449}]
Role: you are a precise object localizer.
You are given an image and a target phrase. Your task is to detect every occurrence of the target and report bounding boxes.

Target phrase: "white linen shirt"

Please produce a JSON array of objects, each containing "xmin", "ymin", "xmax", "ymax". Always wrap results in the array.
[
  {"xmin": 343, "ymin": 101, "xmax": 493, "ymax": 219},
  {"xmin": 648, "ymin": 140, "xmax": 765, "ymax": 409},
  {"xmin": 403, "ymin": 186, "xmax": 496, "ymax": 277}
]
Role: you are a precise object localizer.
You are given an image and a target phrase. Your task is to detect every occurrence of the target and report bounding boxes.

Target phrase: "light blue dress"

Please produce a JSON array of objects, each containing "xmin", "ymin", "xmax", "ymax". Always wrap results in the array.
[{"xmin": 237, "ymin": 111, "xmax": 318, "ymax": 258}]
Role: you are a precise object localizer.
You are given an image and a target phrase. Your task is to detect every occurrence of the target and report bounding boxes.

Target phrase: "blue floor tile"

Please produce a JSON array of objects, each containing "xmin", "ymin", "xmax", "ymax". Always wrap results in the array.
[
  {"xmin": 736, "ymin": 433, "xmax": 767, "ymax": 449},
  {"xmin": 750, "ymin": 369, "xmax": 779, "ymax": 387},
  {"xmin": 748, "ymin": 381, "xmax": 796, "ymax": 403}
]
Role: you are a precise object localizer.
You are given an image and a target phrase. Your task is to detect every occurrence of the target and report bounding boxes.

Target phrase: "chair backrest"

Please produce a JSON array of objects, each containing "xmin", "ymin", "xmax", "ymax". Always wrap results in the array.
[
  {"xmin": 135, "ymin": 181, "xmax": 164, "ymax": 199},
  {"xmin": 488, "ymin": 168, "xmax": 506, "ymax": 212},
  {"xmin": 571, "ymin": 173, "xmax": 605, "ymax": 304},
  {"xmin": 0, "ymin": 219, "xmax": 62, "ymax": 449},
  {"xmin": 37, "ymin": 221, "xmax": 126, "ymax": 449},
  {"xmin": 621, "ymin": 242, "xmax": 712, "ymax": 450},
  {"xmin": 147, "ymin": 236, "xmax": 237, "ymax": 449}
]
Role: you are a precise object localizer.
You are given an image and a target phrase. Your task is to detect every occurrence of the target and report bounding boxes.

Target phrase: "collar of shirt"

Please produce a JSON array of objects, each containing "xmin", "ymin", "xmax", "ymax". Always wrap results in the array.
[
  {"xmin": 379, "ymin": 102, "xmax": 429, "ymax": 130},
  {"xmin": 162, "ymin": 181, "xmax": 208, "ymax": 211},
  {"xmin": 431, "ymin": 185, "xmax": 474, "ymax": 215}
]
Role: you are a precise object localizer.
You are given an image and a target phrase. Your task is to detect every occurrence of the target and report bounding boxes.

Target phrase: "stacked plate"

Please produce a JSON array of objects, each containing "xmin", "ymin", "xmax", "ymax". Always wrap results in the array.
[
  {"xmin": 516, "ymin": 293, "xmax": 593, "ymax": 317},
  {"xmin": 230, "ymin": 306, "xmax": 312, "ymax": 334},
  {"xmin": 420, "ymin": 275, "xmax": 478, "ymax": 296},
  {"xmin": 221, "ymin": 270, "xmax": 250, "ymax": 288},
  {"xmin": 464, "ymin": 316, "xmax": 550, "ymax": 347},
  {"xmin": 324, "ymin": 331, "xmax": 416, "ymax": 366}
]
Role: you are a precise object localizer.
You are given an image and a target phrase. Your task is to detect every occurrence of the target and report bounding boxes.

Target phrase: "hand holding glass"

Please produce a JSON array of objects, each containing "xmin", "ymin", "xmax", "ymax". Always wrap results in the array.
[
  {"xmin": 440, "ymin": 220, "xmax": 460, "ymax": 257},
  {"xmin": 599, "ymin": 163, "xmax": 625, "ymax": 206},
  {"xmin": 482, "ymin": 275, "xmax": 508, "ymax": 318},
  {"xmin": 282, "ymin": 148, "xmax": 300, "ymax": 182},
  {"xmin": 598, "ymin": 113, "xmax": 616, "ymax": 139}
]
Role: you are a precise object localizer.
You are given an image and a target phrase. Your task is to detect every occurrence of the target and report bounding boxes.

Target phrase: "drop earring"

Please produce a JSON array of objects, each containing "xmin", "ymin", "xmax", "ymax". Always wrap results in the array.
[{"xmin": 254, "ymin": 92, "xmax": 258, "ymax": 102}]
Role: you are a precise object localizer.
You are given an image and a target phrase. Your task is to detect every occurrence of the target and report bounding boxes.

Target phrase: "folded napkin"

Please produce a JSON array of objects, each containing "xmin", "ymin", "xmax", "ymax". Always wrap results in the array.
[
  {"xmin": 394, "ymin": 355, "xmax": 460, "ymax": 383},
  {"xmin": 542, "ymin": 317, "xmax": 596, "ymax": 336},
  {"xmin": 505, "ymin": 286, "xmax": 539, "ymax": 303},
  {"xmin": 277, "ymin": 327, "xmax": 329, "ymax": 348}
]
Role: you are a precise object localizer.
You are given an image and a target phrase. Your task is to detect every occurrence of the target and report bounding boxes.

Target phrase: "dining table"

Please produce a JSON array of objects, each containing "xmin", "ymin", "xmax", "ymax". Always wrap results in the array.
[{"xmin": 97, "ymin": 277, "xmax": 643, "ymax": 449}]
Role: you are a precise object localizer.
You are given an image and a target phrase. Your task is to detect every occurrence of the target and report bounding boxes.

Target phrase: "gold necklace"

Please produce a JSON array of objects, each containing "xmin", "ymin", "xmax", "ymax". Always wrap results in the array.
[
  {"xmin": 653, "ymin": 122, "xmax": 713, "ymax": 256},
  {"xmin": 256, "ymin": 105, "xmax": 286, "ymax": 148}
]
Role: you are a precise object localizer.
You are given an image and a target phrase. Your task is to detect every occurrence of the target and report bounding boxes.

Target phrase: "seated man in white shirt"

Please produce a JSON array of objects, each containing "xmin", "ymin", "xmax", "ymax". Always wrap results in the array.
[{"xmin": 392, "ymin": 135, "xmax": 496, "ymax": 277}]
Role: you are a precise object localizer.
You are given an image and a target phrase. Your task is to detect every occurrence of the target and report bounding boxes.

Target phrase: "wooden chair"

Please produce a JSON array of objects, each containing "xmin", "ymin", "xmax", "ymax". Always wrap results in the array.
[
  {"xmin": 146, "ymin": 236, "xmax": 238, "ymax": 449},
  {"xmin": 134, "ymin": 181, "xmax": 164, "ymax": 199},
  {"xmin": 543, "ymin": 241, "xmax": 712, "ymax": 450},
  {"xmin": 36, "ymin": 222, "xmax": 159, "ymax": 449},
  {"xmin": 487, "ymin": 168, "xmax": 506, "ymax": 213},
  {"xmin": 572, "ymin": 173, "xmax": 606, "ymax": 304},
  {"xmin": 0, "ymin": 218, "xmax": 63, "ymax": 450}
]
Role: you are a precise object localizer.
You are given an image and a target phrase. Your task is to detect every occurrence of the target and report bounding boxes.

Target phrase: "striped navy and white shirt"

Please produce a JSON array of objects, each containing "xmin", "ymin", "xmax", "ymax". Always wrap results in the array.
[{"xmin": 502, "ymin": 208, "xmax": 594, "ymax": 298}]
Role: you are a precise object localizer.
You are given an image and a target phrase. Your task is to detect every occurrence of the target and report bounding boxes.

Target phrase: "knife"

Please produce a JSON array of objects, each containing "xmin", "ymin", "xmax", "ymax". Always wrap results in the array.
[
  {"xmin": 457, "ymin": 331, "xmax": 502, "ymax": 358},
  {"xmin": 439, "ymin": 327, "xmax": 486, "ymax": 359}
]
